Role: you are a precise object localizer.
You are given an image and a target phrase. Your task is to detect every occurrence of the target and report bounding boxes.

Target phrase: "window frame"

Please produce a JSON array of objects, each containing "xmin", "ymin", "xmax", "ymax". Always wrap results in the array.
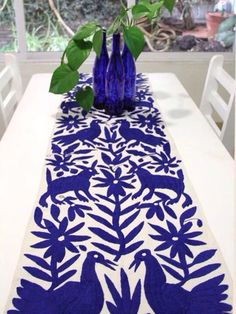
[{"xmin": 0, "ymin": 0, "xmax": 235, "ymax": 62}]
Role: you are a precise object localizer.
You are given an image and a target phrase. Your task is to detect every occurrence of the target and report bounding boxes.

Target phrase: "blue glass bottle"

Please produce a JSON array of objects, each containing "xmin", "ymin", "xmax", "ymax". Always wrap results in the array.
[
  {"xmin": 93, "ymin": 30, "xmax": 109, "ymax": 110},
  {"xmin": 122, "ymin": 42, "xmax": 136, "ymax": 111},
  {"xmin": 105, "ymin": 33, "xmax": 124, "ymax": 115}
]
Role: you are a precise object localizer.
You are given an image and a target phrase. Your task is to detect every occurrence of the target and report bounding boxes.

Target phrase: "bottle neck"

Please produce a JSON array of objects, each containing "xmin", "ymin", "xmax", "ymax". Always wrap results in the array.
[
  {"xmin": 102, "ymin": 31, "xmax": 107, "ymax": 49},
  {"xmin": 112, "ymin": 33, "xmax": 121, "ymax": 53}
]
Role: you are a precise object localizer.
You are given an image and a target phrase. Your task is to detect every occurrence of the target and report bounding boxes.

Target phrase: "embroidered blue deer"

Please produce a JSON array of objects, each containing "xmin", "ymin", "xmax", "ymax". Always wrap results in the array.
[
  {"xmin": 129, "ymin": 161, "xmax": 189, "ymax": 205},
  {"xmin": 39, "ymin": 161, "xmax": 98, "ymax": 207}
]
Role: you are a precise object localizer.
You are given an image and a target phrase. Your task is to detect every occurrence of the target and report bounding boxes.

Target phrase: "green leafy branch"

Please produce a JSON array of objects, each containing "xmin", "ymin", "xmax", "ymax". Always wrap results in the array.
[
  {"xmin": 49, "ymin": 21, "xmax": 102, "ymax": 111},
  {"xmin": 108, "ymin": 0, "xmax": 176, "ymax": 60},
  {"xmin": 49, "ymin": 0, "xmax": 176, "ymax": 112}
]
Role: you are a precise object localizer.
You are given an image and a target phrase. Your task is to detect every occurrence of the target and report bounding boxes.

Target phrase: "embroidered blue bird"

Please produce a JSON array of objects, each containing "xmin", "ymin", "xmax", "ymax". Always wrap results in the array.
[
  {"xmin": 53, "ymin": 120, "xmax": 102, "ymax": 146},
  {"xmin": 130, "ymin": 249, "xmax": 232, "ymax": 314},
  {"xmin": 8, "ymin": 251, "xmax": 116, "ymax": 314},
  {"xmin": 118, "ymin": 120, "xmax": 167, "ymax": 147}
]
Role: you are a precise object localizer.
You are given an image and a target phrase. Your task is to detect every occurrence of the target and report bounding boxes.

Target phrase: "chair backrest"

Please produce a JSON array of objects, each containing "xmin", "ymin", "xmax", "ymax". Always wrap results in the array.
[
  {"xmin": 0, "ymin": 53, "xmax": 22, "ymax": 139},
  {"xmin": 200, "ymin": 55, "xmax": 235, "ymax": 155}
]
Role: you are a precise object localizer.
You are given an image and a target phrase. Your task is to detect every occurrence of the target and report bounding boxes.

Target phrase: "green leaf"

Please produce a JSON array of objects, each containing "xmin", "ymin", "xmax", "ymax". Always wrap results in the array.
[
  {"xmin": 124, "ymin": 26, "xmax": 145, "ymax": 60},
  {"xmin": 138, "ymin": 0, "xmax": 150, "ymax": 5},
  {"xmin": 49, "ymin": 64, "xmax": 79, "ymax": 94},
  {"xmin": 163, "ymin": 0, "xmax": 176, "ymax": 12},
  {"xmin": 93, "ymin": 29, "xmax": 103, "ymax": 57},
  {"xmin": 66, "ymin": 40, "xmax": 92, "ymax": 70},
  {"xmin": 144, "ymin": 1, "xmax": 164, "ymax": 21},
  {"xmin": 73, "ymin": 22, "xmax": 97, "ymax": 41},
  {"xmin": 132, "ymin": 4, "xmax": 151, "ymax": 19},
  {"xmin": 75, "ymin": 86, "xmax": 94, "ymax": 112}
]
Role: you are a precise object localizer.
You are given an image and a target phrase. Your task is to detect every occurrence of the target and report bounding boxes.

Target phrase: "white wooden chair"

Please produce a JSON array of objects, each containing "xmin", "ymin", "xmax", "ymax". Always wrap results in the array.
[
  {"xmin": 0, "ymin": 54, "xmax": 22, "ymax": 139},
  {"xmin": 200, "ymin": 55, "xmax": 235, "ymax": 155}
]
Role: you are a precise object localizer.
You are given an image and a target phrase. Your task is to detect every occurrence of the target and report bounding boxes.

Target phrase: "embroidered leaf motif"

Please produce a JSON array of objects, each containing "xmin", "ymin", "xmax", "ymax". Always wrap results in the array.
[
  {"xmin": 89, "ymin": 227, "xmax": 119, "ymax": 244},
  {"xmin": 64, "ymin": 144, "xmax": 78, "ymax": 155},
  {"xmin": 105, "ymin": 269, "xmax": 141, "ymax": 314},
  {"xmin": 57, "ymin": 254, "xmax": 80, "ymax": 273},
  {"xmin": 121, "ymin": 203, "xmax": 140, "ymax": 215},
  {"xmin": 52, "ymin": 143, "xmax": 62, "ymax": 154},
  {"xmin": 157, "ymin": 254, "xmax": 182, "ymax": 269},
  {"xmin": 127, "ymin": 150, "xmax": 146, "ymax": 156},
  {"xmin": 65, "ymin": 222, "xmax": 85, "ymax": 234},
  {"xmin": 24, "ymin": 254, "xmax": 50, "ymax": 270},
  {"xmin": 161, "ymin": 264, "xmax": 183, "ymax": 281},
  {"xmin": 92, "ymin": 242, "xmax": 118, "ymax": 255},
  {"xmin": 56, "ymin": 270, "xmax": 77, "ymax": 287},
  {"xmin": 96, "ymin": 203, "xmax": 114, "ymax": 216},
  {"xmin": 50, "ymin": 205, "xmax": 60, "ymax": 221},
  {"xmin": 125, "ymin": 223, "xmax": 144, "ymax": 244},
  {"xmin": 88, "ymin": 213, "xmax": 113, "ymax": 229},
  {"xmin": 189, "ymin": 264, "xmax": 221, "ymax": 279},
  {"xmin": 101, "ymin": 153, "xmax": 112, "ymax": 164},
  {"xmin": 34, "ymin": 207, "xmax": 43, "ymax": 227},
  {"xmin": 23, "ymin": 267, "xmax": 52, "ymax": 282},
  {"xmin": 125, "ymin": 241, "xmax": 143, "ymax": 255},
  {"xmin": 180, "ymin": 207, "xmax": 197, "ymax": 226},
  {"xmin": 120, "ymin": 211, "xmax": 140, "ymax": 230}
]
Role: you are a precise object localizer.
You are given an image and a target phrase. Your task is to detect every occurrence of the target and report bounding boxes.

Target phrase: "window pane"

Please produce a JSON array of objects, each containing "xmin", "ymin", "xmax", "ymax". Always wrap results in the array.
[
  {"xmin": 23, "ymin": 0, "xmax": 122, "ymax": 52},
  {"xmin": 135, "ymin": 0, "xmax": 235, "ymax": 52},
  {"xmin": 0, "ymin": 0, "xmax": 17, "ymax": 52}
]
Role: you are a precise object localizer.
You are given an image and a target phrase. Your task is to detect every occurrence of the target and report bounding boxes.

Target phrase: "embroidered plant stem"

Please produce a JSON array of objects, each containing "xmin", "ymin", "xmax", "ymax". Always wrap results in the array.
[{"xmin": 113, "ymin": 195, "xmax": 126, "ymax": 261}]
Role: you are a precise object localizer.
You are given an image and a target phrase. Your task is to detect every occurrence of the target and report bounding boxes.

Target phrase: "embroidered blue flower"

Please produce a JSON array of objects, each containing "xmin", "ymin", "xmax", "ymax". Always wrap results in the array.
[
  {"xmin": 133, "ymin": 113, "xmax": 162, "ymax": 129},
  {"xmin": 57, "ymin": 115, "xmax": 85, "ymax": 130},
  {"xmin": 150, "ymin": 221, "xmax": 205, "ymax": 258},
  {"xmin": 46, "ymin": 154, "xmax": 75, "ymax": 172},
  {"xmin": 150, "ymin": 152, "xmax": 180, "ymax": 174},
  {"xmin": 140, "ymin": 202, "xmax": 165, "ymax": 220},
  {"xmin": 136, "ymin": 90, "xmax": 146, "ymax": 101},
  {"xmin": 94, "ymin": 167, "xmax": 134, "ymax": 197},
  {"xmin": 31, "ymin": 218, "xmax": 90, "ymax": 262}
]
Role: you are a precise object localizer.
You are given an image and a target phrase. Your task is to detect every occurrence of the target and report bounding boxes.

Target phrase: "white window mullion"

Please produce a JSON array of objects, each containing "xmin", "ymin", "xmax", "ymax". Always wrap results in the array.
[
  {"xmin": 13, "ymin": 0, "xmax": 27, "ymax": 60},
  {"xmin": 127, "ymin": 0, "xmax": 136, "ymax": 20},
  {"xmin": 127, "ymin": 0, "xmax": 136, "ymax": 7}
]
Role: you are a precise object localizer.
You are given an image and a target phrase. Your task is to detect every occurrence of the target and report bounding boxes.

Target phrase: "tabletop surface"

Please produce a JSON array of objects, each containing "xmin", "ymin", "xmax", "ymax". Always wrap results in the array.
[{"xmin": 0, "ymin": 73, "xmax": 234, "ymax": 312}]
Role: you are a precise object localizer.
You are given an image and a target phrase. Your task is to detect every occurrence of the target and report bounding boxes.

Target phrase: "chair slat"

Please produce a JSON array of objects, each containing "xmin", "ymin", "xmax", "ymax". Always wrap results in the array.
[
  {"xmin": 0, "ymin": 66, "xmax": 12, "ymax": 91},
  {"xmin": 2, "ymin": 90, "xmax": 17, "ymax": 124},
  {"xmin": 215, "ymin": 67, "xmax": 235, "ymax": 94},
  {"xmin": 200, "ymin": 55, "xmax": 235, "ymax": 155},
  {"xmin": 206, "ymin": 114, "xmax": 221, "ymax": 137},
  {"xmin": 209, "ymin": 91, "xmax": 227, "ymax": 121},
  {"xmin": 0, "ymin": 54, "xmax": 22, "ymax": 139}
]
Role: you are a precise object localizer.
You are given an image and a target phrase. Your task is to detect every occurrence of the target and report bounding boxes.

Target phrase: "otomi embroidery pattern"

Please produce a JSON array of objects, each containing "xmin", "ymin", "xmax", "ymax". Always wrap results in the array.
[{"xmin": 8, "ymin": 74, "xmax": 232, "ymax": 314}]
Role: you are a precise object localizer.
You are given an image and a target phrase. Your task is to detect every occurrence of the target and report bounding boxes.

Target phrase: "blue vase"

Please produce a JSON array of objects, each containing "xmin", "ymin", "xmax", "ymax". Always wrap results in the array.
[
  {"xmin": 105, "ymin": 33, "xmax": 124, "ymax": 115},
  {"xmin": 122, "ymin": 43, "xmax": 136, "ymax": 111},
  {"xmin": 93, "ymin": 30, "xmax": 109, "ymax": 110}
]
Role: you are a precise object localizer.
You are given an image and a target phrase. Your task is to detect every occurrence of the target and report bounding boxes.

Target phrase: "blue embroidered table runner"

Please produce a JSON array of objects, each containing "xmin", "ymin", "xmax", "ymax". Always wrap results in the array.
[{"xmin": 7, "ymin": 74, "xmax": 232, "ymax": 313}]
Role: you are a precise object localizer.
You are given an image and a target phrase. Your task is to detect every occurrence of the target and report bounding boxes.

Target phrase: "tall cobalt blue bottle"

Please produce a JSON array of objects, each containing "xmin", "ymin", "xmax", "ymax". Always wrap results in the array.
[
  {"xmin": 122, "ymin": 42, "xmax": 136, "ymax": 111},
  {"xmin": 105, "ymin": 33, "xmax": 124, "ymax": 115},
  {"xmin": 93, "ymin": 30, "xmax": 109, "ymax": 110}
]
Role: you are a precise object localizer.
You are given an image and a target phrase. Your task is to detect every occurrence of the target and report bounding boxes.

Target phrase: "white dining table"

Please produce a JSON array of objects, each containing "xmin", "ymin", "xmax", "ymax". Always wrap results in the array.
[{"xmin": 0, "ymin": 73, "xmax": 234, "ymax": 312}]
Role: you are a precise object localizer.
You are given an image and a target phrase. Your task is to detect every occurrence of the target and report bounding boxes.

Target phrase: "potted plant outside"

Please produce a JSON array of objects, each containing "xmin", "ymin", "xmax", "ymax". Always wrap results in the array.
[
  {"xmin": 215, "ymin": 14, "xmax": 236, "ymax": 47},
  {"xmin": 206, "ymin": 0, "xmax": 233, "ymax": 37}
]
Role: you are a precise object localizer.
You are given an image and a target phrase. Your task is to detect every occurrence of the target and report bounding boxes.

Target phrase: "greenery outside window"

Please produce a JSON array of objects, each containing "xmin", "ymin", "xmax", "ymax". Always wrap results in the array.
[{"xmin": 0, "ymin": 0, "xmax": 235, "ymax": 55}]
